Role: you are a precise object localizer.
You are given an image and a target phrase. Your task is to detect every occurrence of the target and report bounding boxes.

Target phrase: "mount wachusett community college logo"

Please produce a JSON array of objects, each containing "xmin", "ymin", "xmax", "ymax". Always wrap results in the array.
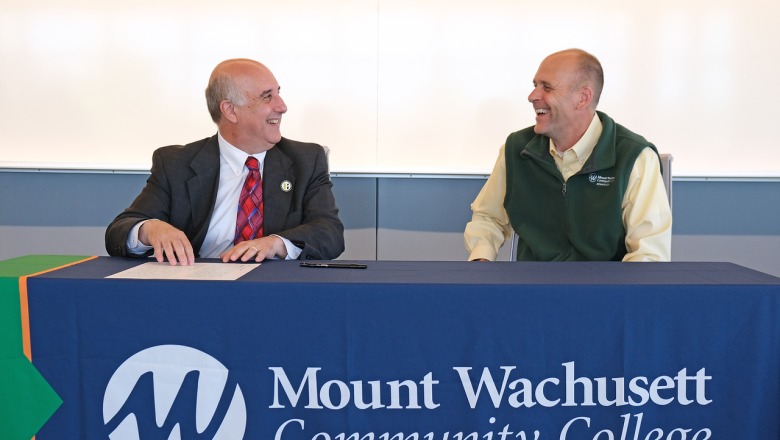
[
  {"xmin": 588, "ymin": 173, "xmax": 615, "ymax": 187},
  {"xmin": 102, "ymin": 344, "xmax": 246, "ymax": 440}
]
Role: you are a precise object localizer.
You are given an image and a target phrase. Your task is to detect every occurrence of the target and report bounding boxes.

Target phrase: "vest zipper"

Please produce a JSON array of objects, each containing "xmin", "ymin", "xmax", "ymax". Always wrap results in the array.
[{"xmin": 561, "ymin": 181, "xmax": 567, "ymax": 197}]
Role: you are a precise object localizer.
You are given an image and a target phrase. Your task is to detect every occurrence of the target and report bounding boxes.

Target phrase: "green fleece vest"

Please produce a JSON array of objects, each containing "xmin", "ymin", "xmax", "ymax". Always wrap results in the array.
[{"xmin": 504, "ymin": 111, "xmax": 659, "ymax": 261}]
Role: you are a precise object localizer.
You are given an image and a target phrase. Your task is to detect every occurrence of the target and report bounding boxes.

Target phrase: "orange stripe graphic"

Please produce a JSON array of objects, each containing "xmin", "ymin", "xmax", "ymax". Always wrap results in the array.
[{"xmin": 19, "ymin": 256, "xmax": 98, "ymax": 361}]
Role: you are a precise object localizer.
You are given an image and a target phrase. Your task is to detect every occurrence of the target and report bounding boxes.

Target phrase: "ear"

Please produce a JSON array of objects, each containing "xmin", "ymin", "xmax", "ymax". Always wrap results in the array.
[
  {"xmin": 577, "ymin": 85, "xmax": 594, "ymax": 110},
  {"xmin": 220, "ymin": 100, "xmax": 238, "ymax": 124}
]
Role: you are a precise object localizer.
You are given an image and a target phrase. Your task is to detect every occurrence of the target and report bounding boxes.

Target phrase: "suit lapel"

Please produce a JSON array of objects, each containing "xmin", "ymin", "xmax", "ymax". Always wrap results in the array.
[
  {"xmin": 262, "ymin": 144, "xmax": 294, "ymax": 235},
  {"xmin": 187, "ymin": 135, "xmax": 220, "ymax": 250}
]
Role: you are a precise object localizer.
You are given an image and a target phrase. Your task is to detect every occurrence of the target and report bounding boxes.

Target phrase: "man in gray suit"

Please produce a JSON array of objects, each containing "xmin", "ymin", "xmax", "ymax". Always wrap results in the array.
[{"xmin": 105, "ymin": 59, "xmax": 344, "ymax": 265}]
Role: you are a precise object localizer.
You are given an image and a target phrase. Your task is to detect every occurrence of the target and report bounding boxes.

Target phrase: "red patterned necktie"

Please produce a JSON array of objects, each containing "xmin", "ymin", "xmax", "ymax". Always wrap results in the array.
[{"xmin": 234, "ymin": 156, "xmax": 264, "ymax": 244}]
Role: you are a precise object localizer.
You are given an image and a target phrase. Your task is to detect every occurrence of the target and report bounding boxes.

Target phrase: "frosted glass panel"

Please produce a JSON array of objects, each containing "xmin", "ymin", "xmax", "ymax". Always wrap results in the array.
[{"xmin": 1, "ymin": 0, "xmax": 778, "ymax": 177}]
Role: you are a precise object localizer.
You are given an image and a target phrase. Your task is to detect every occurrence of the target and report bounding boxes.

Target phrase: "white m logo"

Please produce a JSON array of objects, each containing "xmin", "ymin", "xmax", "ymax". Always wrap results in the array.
[{"xmin": 103, "ymin": 344, "xmax": 246, "ymax": 439}]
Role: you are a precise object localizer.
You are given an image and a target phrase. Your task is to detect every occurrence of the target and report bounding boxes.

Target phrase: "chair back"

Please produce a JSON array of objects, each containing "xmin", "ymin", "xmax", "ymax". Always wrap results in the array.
[{"xmin": 659, "ymin": 153, "xmax": 673, "ymax": 207}]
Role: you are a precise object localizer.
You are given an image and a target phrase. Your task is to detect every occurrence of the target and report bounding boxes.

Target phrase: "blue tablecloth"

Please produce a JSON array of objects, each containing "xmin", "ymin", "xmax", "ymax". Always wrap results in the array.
[{"xmin": 26, "ymin": 258, "xmax": 780, "ymax": 439}]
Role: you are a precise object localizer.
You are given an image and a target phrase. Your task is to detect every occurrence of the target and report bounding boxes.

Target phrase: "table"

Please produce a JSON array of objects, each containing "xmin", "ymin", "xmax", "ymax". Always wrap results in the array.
[{"xmin": 3, "ymin": 256, "xmax": 780, "ymax": 439}]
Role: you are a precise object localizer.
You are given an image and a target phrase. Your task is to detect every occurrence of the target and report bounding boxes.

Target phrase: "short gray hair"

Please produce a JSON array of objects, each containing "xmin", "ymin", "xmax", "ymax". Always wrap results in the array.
[
  {"xmin": 570, "ymin": 49, "xmax": 604, "ymax": 107},
  {"xmin": 205, "ymin": 74, "xmax": 246, "ymax": 123}
]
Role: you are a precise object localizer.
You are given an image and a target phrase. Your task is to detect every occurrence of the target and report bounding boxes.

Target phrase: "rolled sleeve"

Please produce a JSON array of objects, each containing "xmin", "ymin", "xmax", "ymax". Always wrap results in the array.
[
  {"xmin": 464, "ymin": 145, "xmax": 513, "ymax": 261},
  {"xmin": 622, "ymin": 148, "xmax": 673, "ymax": 262}
]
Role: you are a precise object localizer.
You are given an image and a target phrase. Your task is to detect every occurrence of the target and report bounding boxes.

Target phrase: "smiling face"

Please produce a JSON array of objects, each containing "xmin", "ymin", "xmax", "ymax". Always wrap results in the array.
[
  {"xmin": 527, "ymin": 50, "xmax": 596, "ymax": 151},
  {"xmin": 211, "ymin": 59, "xmax": 288, "ymax": 154}
]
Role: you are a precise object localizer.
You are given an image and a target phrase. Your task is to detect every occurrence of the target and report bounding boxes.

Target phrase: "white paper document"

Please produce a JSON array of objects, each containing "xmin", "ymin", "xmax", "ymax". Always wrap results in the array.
[{"xmin": 106, "ymin": 262, "xmax": 260, "ymax": 281}]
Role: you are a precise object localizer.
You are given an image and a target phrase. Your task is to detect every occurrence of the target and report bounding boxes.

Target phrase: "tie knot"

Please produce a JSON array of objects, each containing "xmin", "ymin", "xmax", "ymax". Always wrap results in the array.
[{"xmin": 245, "ymin": 156, "xmax": 259, "ymax": 171}]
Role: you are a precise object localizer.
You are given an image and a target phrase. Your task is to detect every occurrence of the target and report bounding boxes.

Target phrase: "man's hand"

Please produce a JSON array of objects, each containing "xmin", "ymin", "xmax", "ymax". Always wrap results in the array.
[
  {"xmin": 138, "ymin": 219, "xmax": 195, "ymax": 266},
  {"xmin": 220, "ymin": 236, "xmax": 288, "ymax": 263}
]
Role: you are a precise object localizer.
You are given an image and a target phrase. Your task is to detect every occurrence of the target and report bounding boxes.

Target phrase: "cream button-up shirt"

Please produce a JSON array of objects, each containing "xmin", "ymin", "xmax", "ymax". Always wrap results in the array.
[{"xmin": 464, "ymin": 114, "xmax": 672, "ymax": 262}]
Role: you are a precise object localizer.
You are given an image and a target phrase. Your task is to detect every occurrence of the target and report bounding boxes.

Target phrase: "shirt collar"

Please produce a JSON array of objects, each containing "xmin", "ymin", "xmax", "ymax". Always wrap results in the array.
[
  {"xmin": 549, "ymin": 113, "xmax": 603, "ymax": 162},
  {"xmin": 217, "ymin": 132, "xmax": 266, "ymax": 175}
]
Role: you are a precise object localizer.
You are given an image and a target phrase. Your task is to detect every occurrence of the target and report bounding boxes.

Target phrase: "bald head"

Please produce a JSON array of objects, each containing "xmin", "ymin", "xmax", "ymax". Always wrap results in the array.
[
  {"xmin": 543, "ymin": 49, "xmax": 604, "ymax": 109},
  {"xmin": 205, "ymin": 59, "xmax": 273, "ymax": 123}
]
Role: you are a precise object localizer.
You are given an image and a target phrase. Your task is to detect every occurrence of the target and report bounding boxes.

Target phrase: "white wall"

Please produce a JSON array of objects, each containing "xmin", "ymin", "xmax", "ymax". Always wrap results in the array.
[{"xmin": 2, "ymin": 0, "xmax": 780, "ymax": 177}]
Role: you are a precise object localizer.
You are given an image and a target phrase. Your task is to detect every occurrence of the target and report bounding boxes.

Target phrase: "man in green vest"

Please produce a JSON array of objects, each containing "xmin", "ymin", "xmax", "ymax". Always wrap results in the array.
[{"xmin": 465, "ymin": 49, "xmax": 672, "ymax": 262}]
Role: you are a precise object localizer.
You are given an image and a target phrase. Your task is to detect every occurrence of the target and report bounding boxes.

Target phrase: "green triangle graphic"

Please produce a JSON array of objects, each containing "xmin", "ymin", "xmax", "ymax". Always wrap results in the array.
[{"xmin": 0, "ymin": 255, "xmax": 90, "ymax": 439}]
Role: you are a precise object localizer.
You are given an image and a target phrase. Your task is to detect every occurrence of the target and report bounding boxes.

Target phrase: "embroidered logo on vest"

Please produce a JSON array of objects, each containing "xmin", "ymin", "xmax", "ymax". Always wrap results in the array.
[{"xmin": 588, "ymin": 173, "xmax": 616, "ymax": 187}]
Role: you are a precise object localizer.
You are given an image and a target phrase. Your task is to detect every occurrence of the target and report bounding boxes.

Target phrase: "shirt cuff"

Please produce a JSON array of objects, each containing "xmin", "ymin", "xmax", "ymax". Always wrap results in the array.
[
  {"xmin": 272, "ymin": 234, "xmax": 302, "ymax": 260},
  {"xmin": 126, "ymin": 220, "xmax": 153, "ymax": 255},
  {"xmin": 468, "ymin": 243, "xmax": 499, "ymax": 262}
]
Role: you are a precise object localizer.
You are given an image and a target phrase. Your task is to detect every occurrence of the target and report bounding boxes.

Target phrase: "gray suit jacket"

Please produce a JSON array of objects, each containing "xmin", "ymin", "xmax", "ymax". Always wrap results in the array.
[{"xmin": 105, "ymin": 135, "xmax": 344, "ymax": 260}]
